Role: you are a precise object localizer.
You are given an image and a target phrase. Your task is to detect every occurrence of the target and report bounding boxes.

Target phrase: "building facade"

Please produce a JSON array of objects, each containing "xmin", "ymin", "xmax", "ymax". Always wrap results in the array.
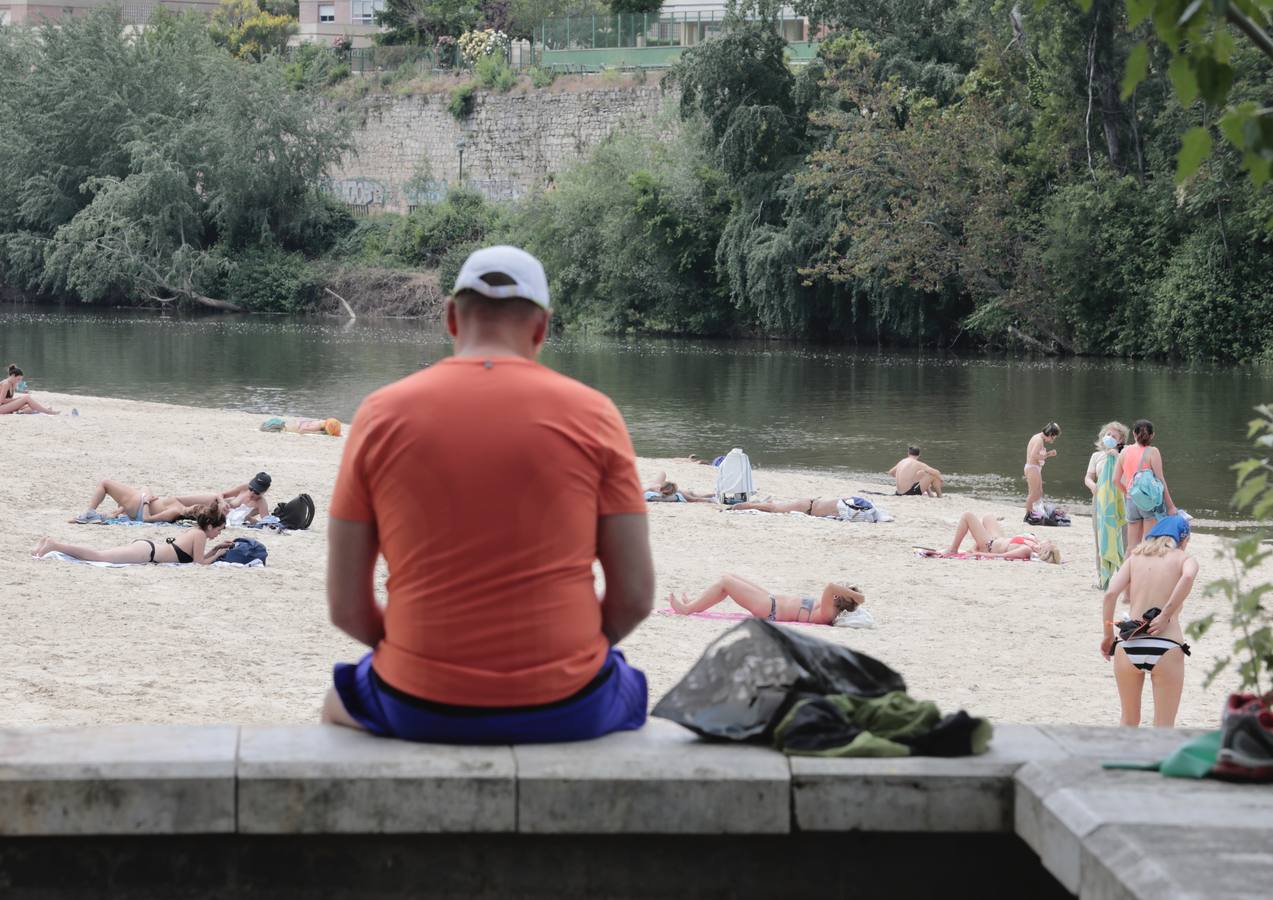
[
  {"xmin": 296, "ymin": 0, "xmax": 384, "ymax": 48},
  {"xmin": 0, "ymin": 0, "xmax": 218, "ymax": 25}
]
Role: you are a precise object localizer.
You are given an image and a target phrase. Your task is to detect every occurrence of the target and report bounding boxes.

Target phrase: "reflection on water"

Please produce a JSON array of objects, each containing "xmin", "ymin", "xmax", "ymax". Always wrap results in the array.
[{"xmin": 6, "ymin": 304, "xmax": 1273, "ymax": 522}]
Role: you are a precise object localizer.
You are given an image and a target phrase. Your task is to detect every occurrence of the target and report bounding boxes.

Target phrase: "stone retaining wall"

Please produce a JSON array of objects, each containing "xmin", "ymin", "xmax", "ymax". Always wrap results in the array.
[{"xmin": 326, "ymin": 84, "xmax": 670, "ymax": 213}]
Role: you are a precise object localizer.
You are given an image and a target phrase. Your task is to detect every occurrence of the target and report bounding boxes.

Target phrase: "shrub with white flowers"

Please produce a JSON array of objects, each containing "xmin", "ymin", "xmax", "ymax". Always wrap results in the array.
[{"xmin": 457, "ymin": 28, "xmax": 510, "ymax": 64}]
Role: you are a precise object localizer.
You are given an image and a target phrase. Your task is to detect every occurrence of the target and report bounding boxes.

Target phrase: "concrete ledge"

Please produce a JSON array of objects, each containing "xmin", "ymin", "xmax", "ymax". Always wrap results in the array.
[
  {"xmin": 0, "ymin": 726, "xmax": 236, "ymax": 836},
  {"xmin": 237, "ymin": 726, "xmax": 515, "ymax": 834},
  {"xmin": 515, "ymin": 719, "xmax": 791, "ymax": 834},
  {"xmin": 1081, "ymin": 824, "xmax": 1273, "ymax": 900},
  {"xmin": 3, "ymin": 721, "xmax": 1273, "ymax": 899},
  {"xmin": 792, "ymin": 724, "xmax": 1067, "ymax": 833},
  {"xmin": 1015, "ymin": 756, "xmax": 1273, "ymax": 896}
]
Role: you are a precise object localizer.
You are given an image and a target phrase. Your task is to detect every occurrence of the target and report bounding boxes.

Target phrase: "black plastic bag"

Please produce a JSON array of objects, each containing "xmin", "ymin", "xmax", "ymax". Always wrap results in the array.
[{"xmin": 651, "ymin": 619, "xmax": 907, "ymax": 742}]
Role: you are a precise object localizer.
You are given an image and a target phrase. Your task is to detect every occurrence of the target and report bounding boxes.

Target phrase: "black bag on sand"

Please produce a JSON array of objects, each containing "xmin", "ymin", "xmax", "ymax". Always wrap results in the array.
[
  {"xmin": 272, "ymin": 493, "xmax": 315, "ymax": 530},
  {"xmin": 651, "ymin": 619, "xmax": 907, "ymax": 742},
  {"xmin": 1025, "ymin": 501, "xmax": 1071, "ymax": 527}
]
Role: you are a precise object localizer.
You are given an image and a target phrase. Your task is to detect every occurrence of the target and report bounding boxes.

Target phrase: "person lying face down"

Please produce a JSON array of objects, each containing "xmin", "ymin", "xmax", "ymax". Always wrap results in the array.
[
  {"xmin": 36, "ymin": 504, "xmax": 233, "ymax": 565},
  {"xmin": 668, "ymin": 574, "xmax": 865, "ymax": 625},
  {"xmin": 947, "ymin": 511, "xmax": 1061, "ymax": 563},
  {"xmin": 71, "ymin": 472, "xmax": 272, "ymax": 525},
  {"xmin": 889, "ymin": 445, "xmax": 943, "ymax": 497}
]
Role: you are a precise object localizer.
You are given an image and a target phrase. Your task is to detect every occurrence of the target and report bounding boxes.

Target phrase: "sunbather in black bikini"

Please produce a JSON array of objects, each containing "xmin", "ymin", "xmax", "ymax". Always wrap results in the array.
[
  {"xmin": 668, "ymin": 574, "xmax": 865, "ymax": 626},
  {"xmin": 34, "ymin": 505, "xmax": 232, "ymax": 566}
]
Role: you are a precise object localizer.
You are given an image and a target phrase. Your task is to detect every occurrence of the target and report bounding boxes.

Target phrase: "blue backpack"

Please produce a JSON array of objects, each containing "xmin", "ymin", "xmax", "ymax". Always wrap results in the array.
[
  {"xmin": 222, "ymin": 537, "xmax": 268, "ymax": 566},
  {"xmin": 1128, "ymin": 457, "xmax": 1165, "ymax": 513}
]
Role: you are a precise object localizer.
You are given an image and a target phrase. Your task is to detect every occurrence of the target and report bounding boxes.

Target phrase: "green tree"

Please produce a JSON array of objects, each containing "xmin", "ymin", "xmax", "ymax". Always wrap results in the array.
[
  {"xmin": 376, "ymin": 0, "xmax": 480, "ymax": 44},
  {"xmin": 609, "ymin": 0, "xmax": 663, "ymax": 13},
  {"xmin": 209, "ymin": 0, "xmax": 297, "ymax": 61},
  {"xmin": 0, "ymin": 9, "xmax": 350, "ymax": 310}
]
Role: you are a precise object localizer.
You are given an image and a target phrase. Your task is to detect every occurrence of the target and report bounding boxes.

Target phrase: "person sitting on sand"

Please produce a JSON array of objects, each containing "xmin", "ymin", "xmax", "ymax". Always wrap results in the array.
[
  {"xmin": 1, "ymin": 365, "xmax": 59, "ymax": 415},
  {"xmin": 260, "ymin": 417, "xmax": 342, "ymax": 436},
  {"xmin": 1100, "ymin": 515, "xmax": 1197, "ymax": 728},
  {"xmin": 72, "ymin": 472, "xmax": 270, "ymax": 525},
  {"xmin": 888, "ymin": 445, "xmax": 943, "ymax": 497},
  {"xmin": 668, "ymin": 574, "xmax": 865, "ymax": 625},
  {"xmin": 946, "ymin": 511, "xmax": 1061, "ymax": 563},
  {"xmin": 36, "ymin": 504, "xmax": 232, "ymax": 566},
  {"xmin": 642, "ymin": 471, "xmax": 715, "ymax": 503}
]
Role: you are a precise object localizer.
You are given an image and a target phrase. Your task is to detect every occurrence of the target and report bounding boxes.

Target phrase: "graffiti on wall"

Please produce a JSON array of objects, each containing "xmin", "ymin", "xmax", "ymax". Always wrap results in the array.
[{"xmin": 325, "ymin": 177, "xmax": 391, "ymax": 207}]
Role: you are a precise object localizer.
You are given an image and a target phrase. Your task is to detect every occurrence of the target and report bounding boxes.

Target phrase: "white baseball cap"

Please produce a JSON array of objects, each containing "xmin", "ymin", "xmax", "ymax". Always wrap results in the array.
[{"xmin": 451, "ymin": 245, "xmax": 550, "ymax": 310}]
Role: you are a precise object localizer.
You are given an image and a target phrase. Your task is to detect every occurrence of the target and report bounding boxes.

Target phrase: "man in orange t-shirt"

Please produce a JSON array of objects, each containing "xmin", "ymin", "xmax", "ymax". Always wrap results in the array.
[{"xmin": 322, "ymin": 245, "xmax": 654, "ymax": 743}]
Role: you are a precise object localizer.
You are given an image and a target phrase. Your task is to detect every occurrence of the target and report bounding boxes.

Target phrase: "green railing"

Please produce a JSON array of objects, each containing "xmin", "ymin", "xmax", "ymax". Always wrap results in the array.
[
  {"xmin": 538, "ymin": 11, "xmax": 807, "ymax": 52},
  {"xmin": 346, "ymin": 44, "xmax": 462, "ymax": 74}
]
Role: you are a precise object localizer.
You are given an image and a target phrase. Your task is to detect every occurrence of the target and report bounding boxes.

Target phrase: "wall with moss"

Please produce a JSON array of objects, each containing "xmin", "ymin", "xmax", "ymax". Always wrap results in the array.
[{"xmin": 326, "ymin": 84, "xmax": 669, "ymax": 212}]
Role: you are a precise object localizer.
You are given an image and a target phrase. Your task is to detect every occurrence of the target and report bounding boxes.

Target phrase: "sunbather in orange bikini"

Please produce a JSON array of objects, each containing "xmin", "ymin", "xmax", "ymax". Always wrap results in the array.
[{"xmin": 946, "ymin": 511, "xmax": 1061, "ymax": 563}]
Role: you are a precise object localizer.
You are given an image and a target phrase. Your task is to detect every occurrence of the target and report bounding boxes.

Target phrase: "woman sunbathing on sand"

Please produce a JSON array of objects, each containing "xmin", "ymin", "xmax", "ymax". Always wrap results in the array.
[
  {"xmin": 669, "ymin": 574, "xmax": 865, "ymax": 625},
  {"xmin": 947, "ymin": 511, "xmax": 1061, "ymax": 563},
  {"xmin": 643, "ymin": 471, "xmax": 715, "ymax": 503},
  {"xmin": 70, "ymin": 479, "xmax": 229, "ymax": 524},
  {"xmin": 36, "ymin": 504, "xmax": 231, "ymax": 566},
  {"xmin": 260, "ymin": 417, "xmax": 341, "ymax": 436},
  {"xmin": 729, "ymin": 496, "xmax": 870, "ymax": 519},
  {"xmin": 0, "ymin": 365, "xmax": 59, "ymax": 415}
]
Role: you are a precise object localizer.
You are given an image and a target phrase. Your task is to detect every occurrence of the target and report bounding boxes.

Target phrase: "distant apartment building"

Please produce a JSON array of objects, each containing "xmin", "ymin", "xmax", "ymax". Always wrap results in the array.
[
  {"xmin": 296, "ymin": 0, "xmax": 384, "ymax": 48},
  {"xmin": 0, "ymin": 0, "xmax": 218, "ymax": 25},
  {"xmin": 293, "ymin": 1, "xmax": 807, "ymax": 50}
]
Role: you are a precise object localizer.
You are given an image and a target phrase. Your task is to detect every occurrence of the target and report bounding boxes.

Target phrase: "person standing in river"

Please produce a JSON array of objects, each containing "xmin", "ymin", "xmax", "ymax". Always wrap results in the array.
[
  {"xmin": 1084, "ymin": 421, "xmax": 1129, "ymax": 589},
  {"xmin": 1023, "ymin": 422, "xmax": 1061, "ymax": 521}
]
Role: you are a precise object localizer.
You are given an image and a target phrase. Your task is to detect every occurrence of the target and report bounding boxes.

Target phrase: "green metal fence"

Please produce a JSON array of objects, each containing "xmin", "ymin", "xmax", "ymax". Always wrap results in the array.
[
  {"xmin": 346, "ymin": 44, "xmax": 462, "ymax": 74},
  {"xmin": 538, "ymin": 11, "xmax": 807, "ymax": 52}
]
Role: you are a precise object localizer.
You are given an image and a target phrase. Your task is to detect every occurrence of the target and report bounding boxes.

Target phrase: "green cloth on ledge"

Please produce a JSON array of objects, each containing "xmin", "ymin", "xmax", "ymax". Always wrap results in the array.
[{"xmin": 772, "ymin": 691, "xmax": 993, "ymax": 758}]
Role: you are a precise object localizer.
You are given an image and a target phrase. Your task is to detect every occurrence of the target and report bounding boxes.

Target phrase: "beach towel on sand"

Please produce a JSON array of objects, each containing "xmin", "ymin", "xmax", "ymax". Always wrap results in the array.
[
  {"xmin": 914, "ymin": 548, "xmax": 1043, "ymax": 563},
  {"xmin": 37, "ymin": 551, "xmax": 263, "ymax": 569},
  {"xmin": 655, "ymin": 607, "xmax": 876, "ymax": 629},
  {"xmin": 655, "ymin": 608, "xmax": 823, "ymax": 627}
]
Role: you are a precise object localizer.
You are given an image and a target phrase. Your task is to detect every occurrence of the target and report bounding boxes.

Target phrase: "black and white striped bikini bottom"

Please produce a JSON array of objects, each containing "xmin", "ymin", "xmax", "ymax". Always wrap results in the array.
[{"xmin": 1115, "ymin": 636, "xmax": 1191, "ymax": 672}]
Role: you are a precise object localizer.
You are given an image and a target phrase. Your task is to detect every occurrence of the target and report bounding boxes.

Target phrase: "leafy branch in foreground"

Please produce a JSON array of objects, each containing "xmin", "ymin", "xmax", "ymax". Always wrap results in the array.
[
  {"xmin": 1187, "ymin": 404, "xmax": 1273, "ymax": 697},
  {"xmin": 1090, "ymin": 0, "xmax": 1273, "ymax": 190}
]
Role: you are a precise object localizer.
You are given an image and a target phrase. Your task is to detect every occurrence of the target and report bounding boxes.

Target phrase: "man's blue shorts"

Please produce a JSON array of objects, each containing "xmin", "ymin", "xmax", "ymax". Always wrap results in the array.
[{"xmin": 332, "ymin": 649, "xmax": 648, "ymax": 744}]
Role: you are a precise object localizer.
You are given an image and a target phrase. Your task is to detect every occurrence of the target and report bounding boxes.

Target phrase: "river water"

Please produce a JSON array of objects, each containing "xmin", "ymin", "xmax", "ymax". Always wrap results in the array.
[{"xmin": 5, "ymin": 305, "xmax": 1272, "ymax": 524}]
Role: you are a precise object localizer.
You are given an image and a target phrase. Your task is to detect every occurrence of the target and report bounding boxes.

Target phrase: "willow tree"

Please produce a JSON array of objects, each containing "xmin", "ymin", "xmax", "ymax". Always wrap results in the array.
[{"xmin": 0, "ymin": 9, "xmax": 350, "ymax": 309}]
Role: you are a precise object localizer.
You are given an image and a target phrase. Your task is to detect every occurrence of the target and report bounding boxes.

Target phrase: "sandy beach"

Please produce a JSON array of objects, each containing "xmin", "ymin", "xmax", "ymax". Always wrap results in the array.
[{"xmin": 2, "ymin": 391, "xmax": 1267, "ymax": 730}]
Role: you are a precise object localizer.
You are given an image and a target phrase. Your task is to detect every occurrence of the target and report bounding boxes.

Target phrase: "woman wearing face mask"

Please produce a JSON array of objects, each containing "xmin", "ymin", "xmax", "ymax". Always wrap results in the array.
[{"xmin": 1085, "ymin": 421, "xmax": 1130, "ymax": 589}]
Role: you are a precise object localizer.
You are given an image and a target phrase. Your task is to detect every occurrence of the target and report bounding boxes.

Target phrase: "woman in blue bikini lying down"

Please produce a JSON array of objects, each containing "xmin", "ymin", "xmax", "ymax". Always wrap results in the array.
[
  {"xmin": 668, "ymin": 574, "xmax": 865, "ymax": 625},
  {"xmin": 1101, "ymin": 515, "xmax": 1198, "ymax": 728},
  {"xmin": 35, "ymin": 504, "xmax": 233, "ymax": 566}
]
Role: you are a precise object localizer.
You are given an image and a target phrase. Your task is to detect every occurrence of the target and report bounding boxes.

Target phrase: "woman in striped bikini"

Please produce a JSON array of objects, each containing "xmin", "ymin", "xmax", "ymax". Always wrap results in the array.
[{"xmin": 1100, "ymin": 515, "xmax": 1198, "ymax": 728}]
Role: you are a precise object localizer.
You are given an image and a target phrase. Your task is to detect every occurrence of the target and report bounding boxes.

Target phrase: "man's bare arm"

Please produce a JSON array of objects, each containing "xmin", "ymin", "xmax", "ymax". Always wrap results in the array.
[
  {"xmin": 596, "ymin": 513, "xmax": 654, "ymax": 646},
  {"xmin": 327, "ymin": 516, "xmax": 384, "ymax": 647}
]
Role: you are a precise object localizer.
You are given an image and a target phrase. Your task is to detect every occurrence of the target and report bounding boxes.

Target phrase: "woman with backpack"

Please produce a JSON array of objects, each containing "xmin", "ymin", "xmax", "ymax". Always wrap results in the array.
[{"xmin": 1117, "ymin": 419, "xmax": 1177, "ymax": 550}]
